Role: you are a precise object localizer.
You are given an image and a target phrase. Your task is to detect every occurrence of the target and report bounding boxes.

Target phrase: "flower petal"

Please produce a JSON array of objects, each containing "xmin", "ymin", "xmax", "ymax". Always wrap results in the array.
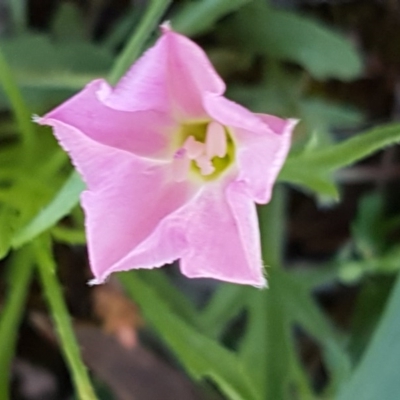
[
  {"xmin": 204, "ymin": 94, "xmax": 270, "ymax": 136},
  {"xmin": 37, "ymin": 118, "xmax": 198, "ymax": 283},
  {"xmin": 234, "ymin": 116, "xmax": 296, "ymax": 203},
  {"xmin": 102, "ymin": 27, "xmax": 225, "ymax": 120},
  {"xmin": 45, "ymin": 79, "xmax": 173, "ymax": 159},
  {"xmin": 178, "ymin": 181, "xmax": 266, "ymax": 286},
  {"xmin": 203, "ymin": 94, "xmax": 295, "ymax": 203}
]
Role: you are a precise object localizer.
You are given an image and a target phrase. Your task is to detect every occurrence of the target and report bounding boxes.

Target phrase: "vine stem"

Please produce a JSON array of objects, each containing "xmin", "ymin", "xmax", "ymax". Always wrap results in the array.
[{"xmin": 34, "ymin": 237, "xmax": 97, "ymax": 400}]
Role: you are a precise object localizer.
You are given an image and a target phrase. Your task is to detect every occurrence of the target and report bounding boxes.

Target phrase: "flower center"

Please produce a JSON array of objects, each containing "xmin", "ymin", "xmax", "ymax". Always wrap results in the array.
[{"xmin": 172, "ymin": 121, "xmax": 235, "ymax": 182}]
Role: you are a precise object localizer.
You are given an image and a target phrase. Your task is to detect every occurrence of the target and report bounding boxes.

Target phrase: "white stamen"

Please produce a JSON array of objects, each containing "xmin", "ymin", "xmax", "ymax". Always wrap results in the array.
[
  {"xmin": 184, "ymin": 136, "xmax": 204, "ymax": 159},
  {"xmin": 205, "ymin": 122, "xmax": 227, "ymax": 159},
  {"xmin": 196, "ymin": 155, "xmax": 215, "ymax": 176},
  {"xmin": 172, "ymin": 149, "xmax": 190, "ymax": 182}
]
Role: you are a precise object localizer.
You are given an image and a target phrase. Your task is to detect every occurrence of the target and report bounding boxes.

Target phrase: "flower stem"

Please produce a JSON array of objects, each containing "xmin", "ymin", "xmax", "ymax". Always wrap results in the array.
[
  {"xmin": 34, "ymin": 237, "xmax": 97, "ymax": 400},
  {"xmin": 0, "ymin": 248, "xmax": 34, "ymax": 400},
  {"xmin": 258, "ymin": 185, "xmax": 286, "ymax": 267},
  {"xmin": 108, "ymin": 0, "xmax": 172, "ymax": 85}
]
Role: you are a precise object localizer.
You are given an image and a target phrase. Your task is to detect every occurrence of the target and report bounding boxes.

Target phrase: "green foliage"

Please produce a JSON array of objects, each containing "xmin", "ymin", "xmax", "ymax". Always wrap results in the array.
[
  {"xmin": 172, "ymin": 0, "xmax": 250, "ymax": 36},
  {"xmin": 121, "ymin": 271, "xmax": 259, "ymax": 400},
  {"xmin": 220, "ymin": 2, "xmax": 362, "ymax": 80},
  {"xmin": 13, "ymin": 171, "xmax": 85, "ymax": 247},
  {"xmin": 34, "ymin": 237, "xmax": 97, "ymax": 400},
  {"xmin": 338, "ymin": 274, "xmax": 400, "ymax": 400},
  {"xmin": 0, "ymin": 34, "xmax": 113, "ymax": 111},
  {"xmin": 280, "ymin": 123, "xmax": 400, "ymax": 198},
  {"xmin": 0, "ymin": 248, "xmax": 33, "ymax": 400},
  {"xmin": 1, "ymin": 1, "xmax": 400, "ymax": 399}
]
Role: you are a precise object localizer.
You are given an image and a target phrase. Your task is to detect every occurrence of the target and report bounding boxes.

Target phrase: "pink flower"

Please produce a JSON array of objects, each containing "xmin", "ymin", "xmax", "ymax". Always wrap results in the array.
[{"xmin": 37, "ymin": 24, "xmax": 296, "ymax": 287}]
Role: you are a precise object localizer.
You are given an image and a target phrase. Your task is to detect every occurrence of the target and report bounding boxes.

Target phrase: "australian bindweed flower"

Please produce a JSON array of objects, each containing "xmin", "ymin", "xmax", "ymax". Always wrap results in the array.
[{"xmin": 37, "ymin": 24, "xmax": 297, "ymax": 287}]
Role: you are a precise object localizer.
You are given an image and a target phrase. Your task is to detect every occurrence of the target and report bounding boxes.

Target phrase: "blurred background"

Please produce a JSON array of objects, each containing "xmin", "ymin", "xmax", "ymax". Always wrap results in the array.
[{"xmin": 1, "ymin": 0, "xmax": 400, "ymax": 399}]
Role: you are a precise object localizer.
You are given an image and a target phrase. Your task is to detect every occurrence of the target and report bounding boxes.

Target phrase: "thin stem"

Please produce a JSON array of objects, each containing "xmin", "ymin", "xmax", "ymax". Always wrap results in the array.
[
  {"xmin": 0, "ymin": 248, "xmax": 34, "ymax": 400},
  {"xmin": 107, "ymin": 0, "xmax": 171, "ymax": 85},
  {"xmin": 34, "ymin": 237, "xmax": 97, "ymax": 400},
  {"xmin": 258, "ymin": 185, "xmax": 286, "ymax": 268}
]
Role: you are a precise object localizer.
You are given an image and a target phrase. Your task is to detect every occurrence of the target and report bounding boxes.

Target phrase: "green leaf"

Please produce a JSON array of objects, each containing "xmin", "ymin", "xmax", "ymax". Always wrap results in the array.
[
  {"xmin": 0, "ymin": 248, "xmax": 34, "ymax": 400},
  {"xmin": 338, "ymin": 273, "xmax": 400, "ymax": 400},
  {"xmin": 13, "ymin": 172, "xmax": 85, "ymax": 247},
  {"xmin": 108, "ymin": 0, "xmax": 172, "ymax": 85},
  {"xmin": 120, "ymin": 271, "xmax": 258, "ymax": 400},
  {"xmin": 280, "ymin": 123, "xmax": 400, "ymax": 197},
  {"xmin": 238, "ymin": 188, "xmax": 315, "ymax": 400},
  {"xmin": 239, "ymin": 277, "xmax": 316, "ymax": 399},
  {"xmin": 221, "ymin": 2, "xmax": 362, "ymax": 80},
  {"xmin": 286, "ymin": 123, "xmax": 400, "ymax": 172},
  {"xmin": 300, "ymin": 99, "xmax": 364, "ymax": 132},
  {"xmin": 347, "ymin": 278, "xmax": 393, "ymax": 365},
  {"xmin": 172, "ymin": 0, "xmax": 250, "ymax": 36},
  {"xmin": 279, "ymin": 164, "xmax": 339, "ymax": 200},
  {"xmin": 200, "ymin": 284, "xmax": 248, "ymax": 338},
  {"xmin": 239, "ymin": 285, "xmax": 294, "ymax": 400},
  {"xmin": 137, "ymin": 270, "xmax": 199, "ymax": 327},
  {"xmin": 0, "ymin": 204, "xmax": 16, "ymax": 259},
  {"xmin": 0, "ymin": 34, "xmax": 113, "ymax": 106},
  {"xmin": 34, "ymin": 236, "xmax": 97, "ymax": 400},
  {"xmin": 275, "ymin": 270, "xmax": 351, "ymax": 395},
  {"xmin": 51, "ymin": 226, "xmax": 86, "ymax": 245},
  {"xmin": 352, "ymin": 193, "xmax": 385, "ymax": 258}
]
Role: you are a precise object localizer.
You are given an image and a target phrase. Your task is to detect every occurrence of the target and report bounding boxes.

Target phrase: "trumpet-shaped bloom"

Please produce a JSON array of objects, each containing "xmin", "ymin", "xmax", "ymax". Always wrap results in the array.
[{"xmin": 37, "ymin": 24, "xmax": 296, "ymax": 286}]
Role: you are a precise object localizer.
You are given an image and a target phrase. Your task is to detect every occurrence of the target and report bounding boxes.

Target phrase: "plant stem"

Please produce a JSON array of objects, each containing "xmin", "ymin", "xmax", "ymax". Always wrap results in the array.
[
  {"xmin": 0, "ymin": 248, "xmax": 33, "ymax": 400},
  {"xmin": 34, "ymin": 237, "xmax": 97, "ymax": 400},
  {"xmin": 258, "ymin": 184, "xmax": 286, "ymax": 267},
  {"xmin": 108, "ymin": 0, "xmax": 171, "ymax": 85}
]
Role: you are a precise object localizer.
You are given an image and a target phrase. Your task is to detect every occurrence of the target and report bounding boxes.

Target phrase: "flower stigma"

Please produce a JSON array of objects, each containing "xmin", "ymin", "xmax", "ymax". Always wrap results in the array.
[{"xmin": 172, "ymin": 121, "xmax": 235, "ymax": 182}]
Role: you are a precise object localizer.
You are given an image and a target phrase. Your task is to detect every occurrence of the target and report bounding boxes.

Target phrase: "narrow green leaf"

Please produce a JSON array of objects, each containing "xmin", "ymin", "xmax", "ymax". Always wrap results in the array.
[
  {"xmin": 240, "ymin": 188, "xmax": 315, "ymax": 399},
  {"xmin": 286, "ymin": 123, "xmax": 400, "ymax": 172},
  {"xmin": 102, "ymin": 8, "xmax": 142, "ymax": 50},
  {"xmin": 34, "ymin": 237, "xmax": 97, "ymax": 400},
  {"xmin": 0, "ymin": 248, "xmax": 33, "ymax": 400},
  {"xmin": 200, "ymin": 284, "xmax": 247, "ymax": 338},
  {"xmin": 280, "ymin": 123, "xmax": 400, "ymax": 197},
  {"xmin": 51, "ymin": 226, "xmax": 86, "ymax": 245},
  {"xmin": 137, "ymin": 270, "xmax": 199, "ymax": 327},
  {"xmin": 258, "ymin": 185, "xmax": 286, "ymax": 267},
  {"xmin": 0, "ymin": 204, "xmax": 15, "ymax": 259},
  {"xmin": 347, "ymin": 278, "xmax": 393, "ymax": 365},
  {"xmin": 279, "ymin": 164, "xmax": 340, "ymax": 200},
  {"xmin": 352, "ymin": 192, "xmax": 385, "ymax": 257},
  {"xmin": 239, "ymin": 285, "xmax": 293, "ymax": 400},
  {"xmin": 275, "ymin": 270, "xmax": 351, "ymax": 395},
  {"xmin": 338, "ymin": 273, "xmax": 400, "ymax": 400},
  {"xmin": 172, "ymin": 0, "xmax": 250, "ymax": 36},
  {"xmin": 120, "ymin": 271, "xmax": 258, "ymax": 400},
  {"xmin": 108, "ymin": 0, "xmax": 172, "ymax": 85},
  {"xmin": 13, "ymin": 172, "xmax": 85, "ymax": 247},
  {"xmin": 222, "ymin": 2, "xmax": 362, "ymax": 80}
]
